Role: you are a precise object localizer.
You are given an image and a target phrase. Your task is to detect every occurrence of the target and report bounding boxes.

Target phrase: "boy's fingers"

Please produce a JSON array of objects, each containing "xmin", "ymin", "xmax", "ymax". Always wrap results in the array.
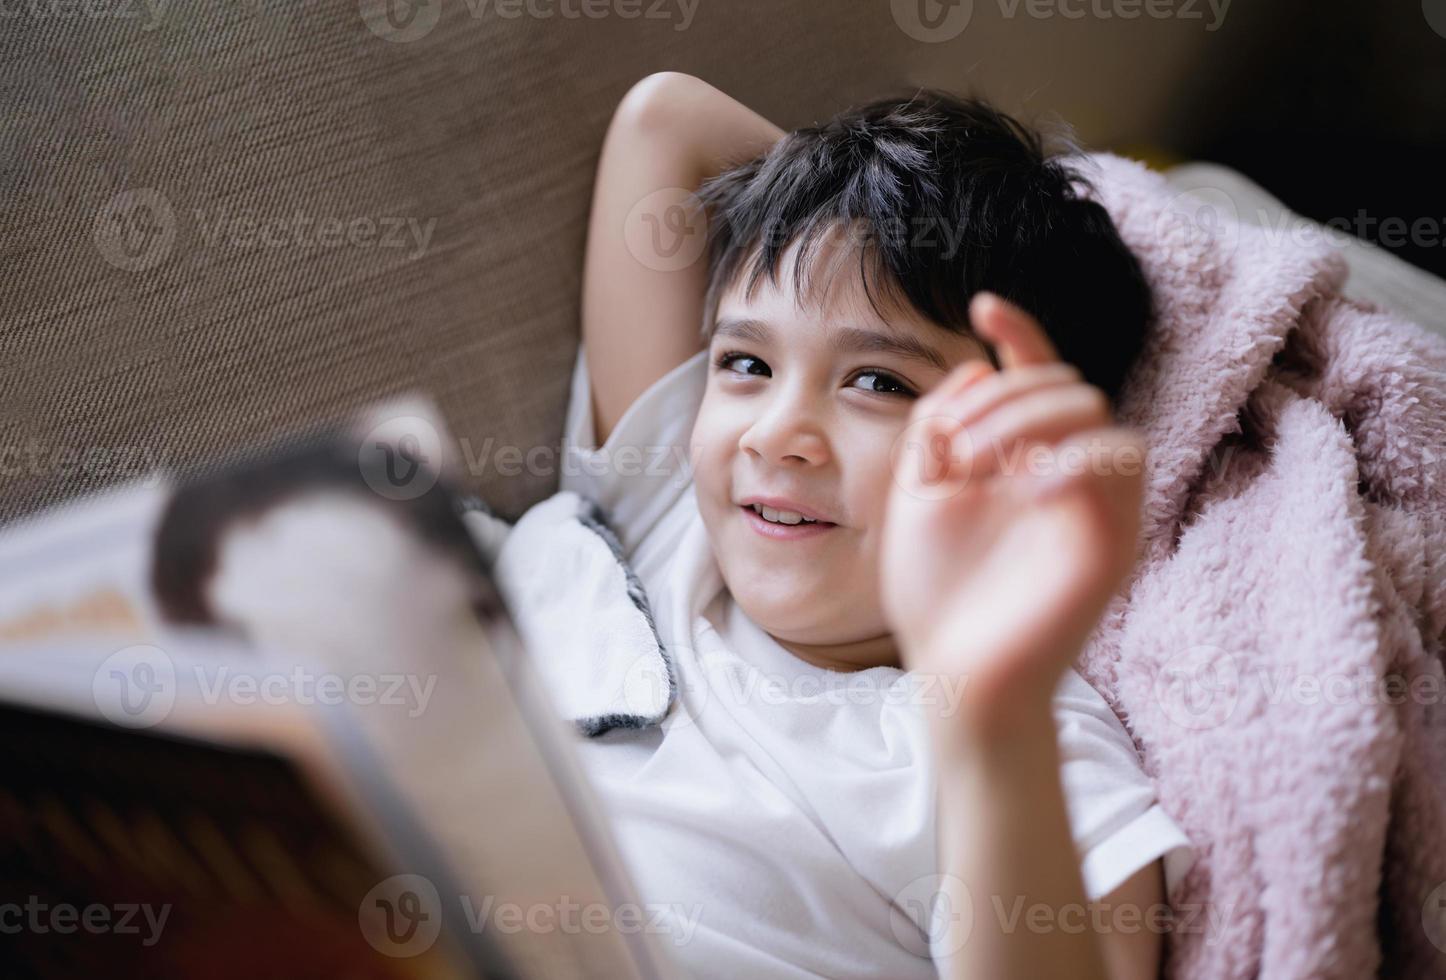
[
  {"xmin": 939, "ymin": 363, "xmax": 1082, "ymax": 431},
  {"xmin": 921, "ymin": 359, "xmax": 995, "ymax": 413},
  {"xmin": 970, "ymin": 292, "xmax": 1061, "ymax": 370},
  {"xmin": 950, "ymin": 385, "xmax": 1112, "ymax": 482}
]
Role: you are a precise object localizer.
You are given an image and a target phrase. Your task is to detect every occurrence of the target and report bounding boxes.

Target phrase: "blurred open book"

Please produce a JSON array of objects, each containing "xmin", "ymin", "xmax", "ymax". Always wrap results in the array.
[{"xmin": 0, "ymin": 404, "xmax": 672, "ymax": 980}]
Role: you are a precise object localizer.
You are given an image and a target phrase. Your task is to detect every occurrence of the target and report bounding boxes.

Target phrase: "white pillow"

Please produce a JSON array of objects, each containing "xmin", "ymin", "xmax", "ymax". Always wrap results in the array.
[{"xmin": 1163, "ymin": 162, "xmax": 1446, "ymax": 341}]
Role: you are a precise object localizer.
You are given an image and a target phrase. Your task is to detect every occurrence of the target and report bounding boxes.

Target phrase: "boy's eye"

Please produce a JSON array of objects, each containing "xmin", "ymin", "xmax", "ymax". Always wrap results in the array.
[
  {"xmin": 850, "ymin": 370, "xmax": 916, "ymax": 398},
  {"xmin": 713, "ymin": 351, "xmax": 771, "ymax": 377}
]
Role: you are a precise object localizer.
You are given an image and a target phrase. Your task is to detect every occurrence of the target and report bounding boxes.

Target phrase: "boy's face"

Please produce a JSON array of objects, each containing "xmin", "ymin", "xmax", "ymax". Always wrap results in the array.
[{"xmin": 690, "ymin": 235, "xmax": 987, "ymax": 665}]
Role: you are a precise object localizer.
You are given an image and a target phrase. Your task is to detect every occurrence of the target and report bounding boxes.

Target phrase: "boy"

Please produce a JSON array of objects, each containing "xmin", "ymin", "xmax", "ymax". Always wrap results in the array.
[{"xmin": 565, "ymin": 72, "xmax": 1193, "ymax": 979}]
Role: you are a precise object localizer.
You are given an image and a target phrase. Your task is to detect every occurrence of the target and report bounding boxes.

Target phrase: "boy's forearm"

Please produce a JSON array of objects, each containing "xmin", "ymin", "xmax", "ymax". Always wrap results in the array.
[{"xmin": 928, "ymin": 702, "xmax": 1108, "ymax": 980}]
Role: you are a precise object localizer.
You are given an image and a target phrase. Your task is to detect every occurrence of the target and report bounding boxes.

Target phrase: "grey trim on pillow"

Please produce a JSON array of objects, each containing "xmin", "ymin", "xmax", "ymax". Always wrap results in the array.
[
  {"xmin": 454, "ymin": 492, "xmax": 498, "ymax": 517},
  {"xmin": 573, "ymin": 499, "xmax": 677, "ymax": 739},
  {"xmin": 455, "ymin": 492, "xmax": 511, "ymax": 571}
]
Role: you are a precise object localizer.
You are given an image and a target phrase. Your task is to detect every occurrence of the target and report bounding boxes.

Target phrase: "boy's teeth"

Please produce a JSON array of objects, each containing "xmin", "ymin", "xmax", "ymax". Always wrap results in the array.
[{"xmin": 751, "ymin": 504, "xmax": 816, "ymax": 525}]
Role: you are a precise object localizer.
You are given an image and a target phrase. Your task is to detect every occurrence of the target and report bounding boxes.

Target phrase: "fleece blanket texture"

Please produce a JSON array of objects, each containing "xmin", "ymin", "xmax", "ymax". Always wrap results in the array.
[{"xmin": 1078, "ymin": 153, "xmax": 1446, "ymax": 978}]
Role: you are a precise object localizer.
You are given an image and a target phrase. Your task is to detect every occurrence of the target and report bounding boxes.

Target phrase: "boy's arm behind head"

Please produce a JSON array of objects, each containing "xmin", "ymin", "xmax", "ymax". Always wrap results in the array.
[{"xmin": 581, "ymin": 73, "xmax": 783, "ymax": 447}]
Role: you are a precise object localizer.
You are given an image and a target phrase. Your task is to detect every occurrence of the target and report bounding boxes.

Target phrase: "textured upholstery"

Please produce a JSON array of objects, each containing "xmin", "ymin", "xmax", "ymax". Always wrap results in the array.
[{"xmin": 0, "ymin": 0, "xmax": 1243, "ymax": 523}]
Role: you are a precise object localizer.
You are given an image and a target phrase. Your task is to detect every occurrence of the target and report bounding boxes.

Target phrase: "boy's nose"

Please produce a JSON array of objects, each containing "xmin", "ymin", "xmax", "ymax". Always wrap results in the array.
[{"xmin": 738, "ymin": 399, "xmax": 831, "ymax": 467}]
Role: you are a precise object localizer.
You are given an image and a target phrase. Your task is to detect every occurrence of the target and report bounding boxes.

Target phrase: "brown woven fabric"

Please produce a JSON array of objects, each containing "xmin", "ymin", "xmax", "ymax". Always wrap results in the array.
[{"xmin": 0, "ymin": 0, "xmax": 1222, "ymax": 523}]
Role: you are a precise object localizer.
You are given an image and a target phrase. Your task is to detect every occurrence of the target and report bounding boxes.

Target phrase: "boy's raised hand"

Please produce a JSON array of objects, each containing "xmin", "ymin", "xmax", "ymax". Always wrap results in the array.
[{"xmin": 880, "ymin": 294, "xmax": 1146, "ymax": 738}]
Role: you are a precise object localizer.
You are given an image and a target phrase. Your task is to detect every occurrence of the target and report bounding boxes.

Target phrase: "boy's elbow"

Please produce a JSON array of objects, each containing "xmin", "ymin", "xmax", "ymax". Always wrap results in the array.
[{"xmin": 615, "ymin": 71, "xmax": 709, "ymax": 135}]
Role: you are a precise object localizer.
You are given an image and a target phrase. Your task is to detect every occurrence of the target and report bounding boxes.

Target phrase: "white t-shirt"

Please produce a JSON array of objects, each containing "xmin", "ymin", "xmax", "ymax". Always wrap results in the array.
[{"xmin": 558, "ymin": 344, "xmax": 1195, "ymax": 979}]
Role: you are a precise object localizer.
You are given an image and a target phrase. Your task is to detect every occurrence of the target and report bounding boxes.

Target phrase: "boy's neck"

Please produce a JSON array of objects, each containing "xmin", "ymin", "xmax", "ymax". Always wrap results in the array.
[{"xmin": 771, "ymin": 631, "xmax": 902, "ymax": 673}]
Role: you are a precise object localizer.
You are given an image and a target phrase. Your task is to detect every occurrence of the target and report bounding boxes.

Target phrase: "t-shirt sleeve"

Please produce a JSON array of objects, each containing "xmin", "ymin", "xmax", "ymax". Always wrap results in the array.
[
  {"xmin": 560, "ymin": 341, "xmax": 710, "ymax": 558},
  {"xmin": 1052, "ymin": 669, "xmax": 1197, "ymax": 902}
]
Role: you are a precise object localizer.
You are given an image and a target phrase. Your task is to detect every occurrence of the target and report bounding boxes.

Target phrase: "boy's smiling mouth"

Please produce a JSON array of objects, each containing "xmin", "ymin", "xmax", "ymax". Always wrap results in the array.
[{"xmin": 737, "ymin": 496, "xmax": 840, "ymax": 540}]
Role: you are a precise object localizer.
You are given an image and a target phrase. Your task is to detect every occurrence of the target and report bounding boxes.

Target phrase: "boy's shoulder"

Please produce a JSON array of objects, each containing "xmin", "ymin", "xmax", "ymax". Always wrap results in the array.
[{"xmin": 560, "ymin": 343, "xmax": 710, "ymax": 558}]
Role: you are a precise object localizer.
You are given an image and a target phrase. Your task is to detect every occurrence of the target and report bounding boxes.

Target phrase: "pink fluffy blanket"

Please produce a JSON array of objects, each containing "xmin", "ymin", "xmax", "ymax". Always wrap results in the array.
[{"xmin": 1078, "ymin": 154, "xmax": 1446, "ymax": 978}]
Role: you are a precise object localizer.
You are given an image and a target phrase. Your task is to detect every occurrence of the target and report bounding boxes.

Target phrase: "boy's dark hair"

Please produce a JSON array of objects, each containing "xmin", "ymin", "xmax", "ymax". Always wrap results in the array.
[{"xmin": 694, "ymin": 90, "xmax": 1152, "ymax": 401}]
